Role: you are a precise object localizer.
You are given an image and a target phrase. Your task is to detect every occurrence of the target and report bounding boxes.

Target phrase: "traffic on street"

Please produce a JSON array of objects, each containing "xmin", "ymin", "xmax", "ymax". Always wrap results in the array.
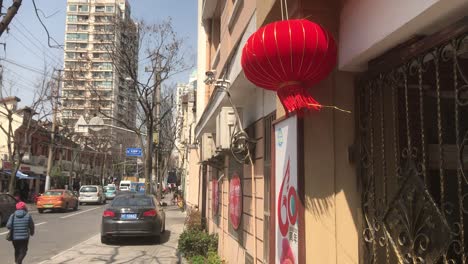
[{"xmin": 0, "ymin": 194, "xmax": 185, "ymax": 264}]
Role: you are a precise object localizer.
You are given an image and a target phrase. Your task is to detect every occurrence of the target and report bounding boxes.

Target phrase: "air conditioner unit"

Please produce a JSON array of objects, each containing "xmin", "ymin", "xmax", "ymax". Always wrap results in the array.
[
  {"xmin": 215, "ymin": 107, "xmax": 242, "ymax": 150},
  {"xmin": 201, "ymin": 133, "xmax": 215, "ymax": 162}
]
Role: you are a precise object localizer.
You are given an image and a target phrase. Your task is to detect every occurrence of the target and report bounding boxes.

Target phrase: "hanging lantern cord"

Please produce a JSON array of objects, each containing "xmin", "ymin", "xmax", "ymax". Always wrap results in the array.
[
  {"xmin": 280, "ymin": 0, "xmax": 289, "ymax": 21},
  {"xmin": 308, "ymin": 103, "xmax": 352, "ymax": 114}
]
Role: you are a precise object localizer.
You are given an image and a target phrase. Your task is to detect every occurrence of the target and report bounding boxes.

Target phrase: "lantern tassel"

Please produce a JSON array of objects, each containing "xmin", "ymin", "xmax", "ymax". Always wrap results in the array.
[{"xmin": 277, "ymin": 84, "xmax": 321, "ymax": 114}]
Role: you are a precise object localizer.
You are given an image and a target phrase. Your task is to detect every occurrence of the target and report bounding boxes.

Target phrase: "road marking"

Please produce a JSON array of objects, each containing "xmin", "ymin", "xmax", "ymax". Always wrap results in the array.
[
  {"xmin": 37, "ymin": 234, "xmax": 100, "ymax": 264},
  {"xmin": 60, "ymin": 207, "xmax": 100, "ymax": 219},
  {"xmin": 0, "ymin": 221, "xmax": 47, "ymax": 235}
]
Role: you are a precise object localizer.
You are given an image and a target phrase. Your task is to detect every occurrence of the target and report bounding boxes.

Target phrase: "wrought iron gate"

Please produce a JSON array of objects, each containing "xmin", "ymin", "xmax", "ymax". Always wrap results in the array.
[{"xmin": 358, "ymin": 18, "xmax": 468, "ymax": 263}]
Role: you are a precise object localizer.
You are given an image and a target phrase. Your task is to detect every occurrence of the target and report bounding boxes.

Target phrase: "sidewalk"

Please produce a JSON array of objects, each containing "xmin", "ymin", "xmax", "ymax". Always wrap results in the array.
[{"xmin": 39, "ymin": 206, "xmax": 188, "ymax": 264}]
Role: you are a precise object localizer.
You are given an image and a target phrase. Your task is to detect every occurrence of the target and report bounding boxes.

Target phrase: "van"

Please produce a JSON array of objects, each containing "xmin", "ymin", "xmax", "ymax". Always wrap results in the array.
[
  {"xmin": 119, "ymin": 180, "xmax": 131, "ymax": 191},
  {"xmin": 79, "ymin": 185, "xmax": 105, "ymax": 205}
]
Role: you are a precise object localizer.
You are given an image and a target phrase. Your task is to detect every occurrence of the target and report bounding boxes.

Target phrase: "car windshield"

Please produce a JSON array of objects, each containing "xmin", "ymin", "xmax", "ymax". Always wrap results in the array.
[
  {"xmin": 80, "ymin": 186, "xmax": 97, "ymax": 192},
  {"xmin": 44, "ymin": 191, "xmax": 63, "ymax": 196},
  {"xmin": 112, "ymin": 196, "xmax": 153, "ymax": 207},
  {"xmin": 120, "ymin": 183, "xmax": 130, "ymax": 187},
  {"xmin": 107, "ymin": 187, "xmax": 115, "ymax": 191}
]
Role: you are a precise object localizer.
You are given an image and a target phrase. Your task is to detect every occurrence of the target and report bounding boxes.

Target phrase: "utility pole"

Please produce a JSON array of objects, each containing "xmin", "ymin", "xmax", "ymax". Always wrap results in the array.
[
  {"xmin": 154, "ymin": 62, "xmax": 161, "ymax": 198},
  {"xmin": 45, "ymin": 69, "xmax": 62, "ymax": 191}
]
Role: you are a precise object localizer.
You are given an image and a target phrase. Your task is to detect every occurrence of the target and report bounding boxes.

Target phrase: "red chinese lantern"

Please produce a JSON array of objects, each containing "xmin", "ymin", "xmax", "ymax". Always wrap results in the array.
[{"xmin": 241, "ymin": 19, "xmax": 337, "ymax": 114}]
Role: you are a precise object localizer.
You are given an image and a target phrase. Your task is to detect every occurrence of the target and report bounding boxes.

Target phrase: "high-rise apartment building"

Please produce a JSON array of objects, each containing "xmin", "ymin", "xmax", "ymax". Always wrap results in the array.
[{"xmin": 61, "ymin": 0, "xmax": 138, "ymax": 147}]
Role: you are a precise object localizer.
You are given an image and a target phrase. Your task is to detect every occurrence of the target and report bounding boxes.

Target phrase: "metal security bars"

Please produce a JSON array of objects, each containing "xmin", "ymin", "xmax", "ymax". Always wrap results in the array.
[{"xmin": 357, "ymin": 19, "xmax": 468, "ymax": 264}]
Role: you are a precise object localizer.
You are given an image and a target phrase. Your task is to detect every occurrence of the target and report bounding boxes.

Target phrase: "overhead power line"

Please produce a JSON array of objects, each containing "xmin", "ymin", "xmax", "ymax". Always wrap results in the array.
[
  {"xmin": 2, "ymin": 58, "xmax": 49, "ymax": 76},
  {"xmin": 11, "ymin": 23, "xmax": 62, "ymax": 65},
  {"xmin": 31, "ymin": 0, "xmax": 64, "ymax": 49}
]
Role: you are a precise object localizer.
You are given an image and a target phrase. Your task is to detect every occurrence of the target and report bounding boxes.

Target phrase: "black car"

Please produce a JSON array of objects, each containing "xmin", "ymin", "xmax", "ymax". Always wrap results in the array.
[
  {"xmin": 0, "ymin": 193, "xmax": 16, "ymax": 226},
  {"xmin": 100, "ymin": 193, "xmax": 166, "ymax": 244}
]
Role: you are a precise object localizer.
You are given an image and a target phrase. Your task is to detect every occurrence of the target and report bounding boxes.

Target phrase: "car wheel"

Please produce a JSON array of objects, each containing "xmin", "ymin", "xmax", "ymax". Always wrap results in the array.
[
  {"xmin": 79, "ymin": 202, "xmax": 83, "ymax": 205},
  {"xmin": 73, "ymin": 202, "xmax": 78, "ymax": 211},
  {"xmin": 152, "ymin": 235, "xmax": 161, "ymax": 244},
  {"xmin": 101, "ymin": 236, "xmax": 109, "ymax": 244},
  {"xmin": 0, "ymin": 213, "xmax": 3, "ymax": 226},
  {"xmin": 161, "ymin": 221, "xmax": 165, "ymax": 233},
  {"xmin": 38, "ymin": 209, "xmax": 44, "ymax": 214},
  {"xmin": 62, "ymin": 203, "xmax": 68, "ymax": 213}
]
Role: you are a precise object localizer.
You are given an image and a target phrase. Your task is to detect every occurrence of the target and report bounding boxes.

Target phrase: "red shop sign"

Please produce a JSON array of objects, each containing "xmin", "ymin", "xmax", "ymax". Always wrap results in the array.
[
  {"xmin": 229, "ymin": 173, "xmax": 242, "ymax": 230},
  {"xmin": 212, "ymin": 178, "xmax": 219, "ymax": 216}
]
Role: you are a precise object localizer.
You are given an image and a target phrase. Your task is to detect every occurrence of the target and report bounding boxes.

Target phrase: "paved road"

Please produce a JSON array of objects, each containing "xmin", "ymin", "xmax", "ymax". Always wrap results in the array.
[
  {"xmin": 0, "ymin": 203, "xmax": 107, "ymax": 263},
  {"xmin": 0, "ymin": 201, "xmax": 187, "ymax": 264}
]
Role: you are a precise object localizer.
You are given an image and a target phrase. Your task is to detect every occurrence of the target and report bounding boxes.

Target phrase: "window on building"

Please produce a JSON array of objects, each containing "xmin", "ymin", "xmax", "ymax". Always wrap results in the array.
[
  {"xmin": 211, "ymin": 17, "xmax": 221, "ymax": 51},
  {"xmin": 67, "ymin": 25, "xmax": 78, "ymax": 31},
  {"xmin": 78, "ymin": 5, "xmax": 88, "ymax": 12},
  {"xmin": 68, "ymin": 5, "xmax": 77, "ymax": 12},
  {"xmin": 66, "ymin": 33, "xmax": 88, "ymax": 41},
  {"xmin": 77, "ymin": 15, "xmax": 88, "ymax": 22},
  {"xmin": 66, "ymin": 43, "xmax": 88, "ymax": 49},
  {"xmin": 106, "ymin": 6, "xmax": 114, "ymax": 12},
  {"xmin": 78, "ymin": 25, "xmax": 89, "ymax": 31},
  {"xmin": 95, "ymin": 6, "xmax": 105, "ymax": 12},
  {"xmin": 67, "ymin": 15, "xmax": 77, "ymax": 22}
]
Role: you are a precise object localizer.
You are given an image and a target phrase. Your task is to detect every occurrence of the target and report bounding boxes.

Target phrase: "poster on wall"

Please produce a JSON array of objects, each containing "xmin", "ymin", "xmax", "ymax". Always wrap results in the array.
[
  {"xmin": 275, "ymin": 115, "xmax": 299, "ymax": 264},
  {"xmin": 228, "ymin": 154, "xmax": 244, "ymax": 245},
  {"xmin": 212, "ymin": 177, "xmax": 219, "ymax": 217},
  {"xmin": 229, "ymin": 173, "xmax": 242, "ymax": 230}
]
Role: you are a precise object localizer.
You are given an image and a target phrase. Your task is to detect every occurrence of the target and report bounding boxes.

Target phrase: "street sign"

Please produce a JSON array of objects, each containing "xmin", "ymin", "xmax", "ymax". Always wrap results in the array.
[{"xmin": 126, "ymin": 148, "xmax": 142, "ymax": 157}]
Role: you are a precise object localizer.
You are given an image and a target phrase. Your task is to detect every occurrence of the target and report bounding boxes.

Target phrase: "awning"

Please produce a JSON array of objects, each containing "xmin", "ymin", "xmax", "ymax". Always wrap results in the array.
[{"xmin": 4, "ymin": 170, "xmax": 38, "ymax": 180}]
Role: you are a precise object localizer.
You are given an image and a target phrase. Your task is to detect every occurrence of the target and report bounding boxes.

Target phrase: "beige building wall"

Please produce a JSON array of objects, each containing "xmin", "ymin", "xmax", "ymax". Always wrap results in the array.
[
  {"xmin": 257, "ymin": 1, "xmax": 360, "ymax": 263},
  {"xmin": 185, "ymin": 149, "xmax": 201, "ymax": 208},
  {"xmin": 207, "ymin": 118, "xmax": 265, "ymax": 264}
]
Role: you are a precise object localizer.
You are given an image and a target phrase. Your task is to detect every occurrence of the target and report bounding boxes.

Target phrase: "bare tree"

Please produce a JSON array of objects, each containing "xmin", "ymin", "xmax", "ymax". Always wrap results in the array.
[
  {"xmin": 0, "ymin": 0, "xmax": 23, "ymax": 37},
  {"xmin": 0, "ymin": 67, "xmax": 54, "ymax": 194},
  {"xmin": 82, "ymin": 18, "xmax": 192, "ymax": 194}
]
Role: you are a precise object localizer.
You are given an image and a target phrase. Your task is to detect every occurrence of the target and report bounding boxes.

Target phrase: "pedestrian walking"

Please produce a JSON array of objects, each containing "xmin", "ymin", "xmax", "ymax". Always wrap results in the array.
[{"xmin": 6, "ymin": 201, "xmax": 35, "ymax": 264}]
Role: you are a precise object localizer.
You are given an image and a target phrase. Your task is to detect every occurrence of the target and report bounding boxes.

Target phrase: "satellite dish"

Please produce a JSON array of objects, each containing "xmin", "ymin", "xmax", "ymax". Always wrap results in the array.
[{"xmin": 89, "ymin": 116, "xmax": 105, "ymax": 131}]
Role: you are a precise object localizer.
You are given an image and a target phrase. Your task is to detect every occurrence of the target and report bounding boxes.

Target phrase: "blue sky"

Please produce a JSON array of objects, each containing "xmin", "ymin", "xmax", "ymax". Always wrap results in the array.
[{"xmin": 1, "ymin": 0, "xmax": 198, "ymax": 106}]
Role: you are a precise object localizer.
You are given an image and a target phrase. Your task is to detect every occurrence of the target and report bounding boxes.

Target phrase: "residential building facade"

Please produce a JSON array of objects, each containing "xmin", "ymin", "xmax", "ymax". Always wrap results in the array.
[
  {"xmin": 193, "ymin": 0, "xmax": 468, "ymax": 263},
  {"xmin": 61, "ymin": 0, "xmax": 138, "ymax": 149}
]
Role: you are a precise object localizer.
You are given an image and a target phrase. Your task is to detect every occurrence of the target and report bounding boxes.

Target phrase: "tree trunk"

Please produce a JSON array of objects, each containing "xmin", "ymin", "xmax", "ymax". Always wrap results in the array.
[
  {"xmin": 8, "ymin": 159, "xmax": 17, "ymax": 194},
  {"xmin": 144, "ymin": 127, "xmax": 153, "ymax": 195}
]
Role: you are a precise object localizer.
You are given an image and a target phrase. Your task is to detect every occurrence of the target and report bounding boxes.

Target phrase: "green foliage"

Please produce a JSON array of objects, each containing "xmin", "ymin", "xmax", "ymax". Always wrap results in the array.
[
  {"xmin": 188, "ymin": 251, "xmax": 222, "ymax": 264},
  {"xmin": 206, "ymin": 251, "xmax": 222, "ymax": 264},
  {"xmin": 178, "ymin": 228, "xmax": 218, "ymax": 258},
  {"xmin": 190, "ymin": 255, "xmax": 206, "ymax": 264}
]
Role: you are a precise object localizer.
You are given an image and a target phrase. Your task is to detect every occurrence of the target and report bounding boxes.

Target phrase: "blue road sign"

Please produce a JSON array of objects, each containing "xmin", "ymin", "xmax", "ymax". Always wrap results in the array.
[{"xmin": 126, "ymin": 148, "xmax": 142, "ymax": 157}]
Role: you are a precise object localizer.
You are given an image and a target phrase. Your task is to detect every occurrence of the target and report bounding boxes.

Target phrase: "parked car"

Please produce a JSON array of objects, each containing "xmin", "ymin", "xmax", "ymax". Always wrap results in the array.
[
  {"xmin": 100, "ymin": 193, "xmax": 166, "ymax": 244},
  {"xmin": 105, "ymin": 185, "xmax": 117, "ymax": 200},
  {"xmin": 79, "ymin": 185, "xmax": 106, "ymax": 205},
  {"xmin": 36, "ymin": 190, "xmax": 79, "ymax": 213},
  {"xmin": 0, "ymin": 193, "xmax": 16, "ymax": 226}
]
